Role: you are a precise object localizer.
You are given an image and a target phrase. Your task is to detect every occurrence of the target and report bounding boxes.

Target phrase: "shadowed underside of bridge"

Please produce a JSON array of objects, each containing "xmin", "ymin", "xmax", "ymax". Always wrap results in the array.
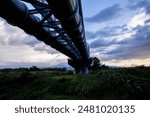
[{"xmin": 0, "ymin": 0, "xmax": 92, "ymax": 74}]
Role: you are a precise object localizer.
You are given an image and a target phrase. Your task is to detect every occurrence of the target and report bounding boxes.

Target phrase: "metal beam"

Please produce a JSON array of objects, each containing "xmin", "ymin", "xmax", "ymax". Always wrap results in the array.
[
  {"xmin": 0, "ymin": 0, "xmax": 91, "ymax": 74},
  {"xmin": 0, "ymin": 0, "xmax": 80, "ymax": 60},
  {"xmin": 28, "ymin": 0, "xmax": 82, "ymax": 60},
  {"xmin": 47, "ymin": 0, "xmax": 89, "ymax": 60}
]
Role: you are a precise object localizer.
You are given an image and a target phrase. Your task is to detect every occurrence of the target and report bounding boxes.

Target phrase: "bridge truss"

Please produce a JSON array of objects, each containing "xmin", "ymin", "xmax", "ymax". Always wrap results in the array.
[{"xmin": 0, "ymin": 0, "xmax": 92, "ymax": 74}]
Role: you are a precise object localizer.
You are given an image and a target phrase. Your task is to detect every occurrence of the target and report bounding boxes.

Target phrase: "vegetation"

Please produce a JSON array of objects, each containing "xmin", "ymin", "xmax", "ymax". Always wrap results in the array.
[
  {"xmin": 0, "ymin": 66, "xmax": 150, "ymax": 100},
  {"xmin": 89, "ymin": 57, "xmax": 109, "ymax": 72}
]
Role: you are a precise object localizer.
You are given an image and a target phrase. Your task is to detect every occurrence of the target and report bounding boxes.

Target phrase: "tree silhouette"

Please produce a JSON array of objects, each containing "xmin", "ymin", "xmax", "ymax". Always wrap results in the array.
[
  {"xmin": 90, "ymin": 57, "xmax": 101, "ymax": 71},
  {"xmin": 90, "ymin": 57, "xmax": 108, "ymax": 72}
]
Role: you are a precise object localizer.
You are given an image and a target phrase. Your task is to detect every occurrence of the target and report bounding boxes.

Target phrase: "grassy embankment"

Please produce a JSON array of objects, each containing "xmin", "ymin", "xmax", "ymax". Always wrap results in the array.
[{"xmin": 0, "ymin": 66, "xmax": 150, "ymax": 100}]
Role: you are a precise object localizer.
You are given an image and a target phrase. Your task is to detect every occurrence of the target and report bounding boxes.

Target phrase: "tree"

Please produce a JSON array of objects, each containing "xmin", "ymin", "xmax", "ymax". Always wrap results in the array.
[
  {"xmin": 90, "ymin": 57, "xmax": 109, "ymax": 72},
  {"xmin": 90, "ymin": 57, "xmax": 101, "ymax": 71}
]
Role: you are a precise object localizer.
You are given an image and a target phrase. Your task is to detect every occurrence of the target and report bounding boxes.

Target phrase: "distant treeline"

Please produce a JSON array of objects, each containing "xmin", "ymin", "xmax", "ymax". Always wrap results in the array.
[{"xmin": 0, "ymin": 66, "xmax": 69, "ymax": 72}]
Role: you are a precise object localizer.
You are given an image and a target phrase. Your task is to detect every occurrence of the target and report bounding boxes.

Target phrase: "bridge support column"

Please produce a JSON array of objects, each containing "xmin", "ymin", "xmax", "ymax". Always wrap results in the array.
[{"xmin": 68, "ymin": 59, "xmax": 92, "ymax": 74}]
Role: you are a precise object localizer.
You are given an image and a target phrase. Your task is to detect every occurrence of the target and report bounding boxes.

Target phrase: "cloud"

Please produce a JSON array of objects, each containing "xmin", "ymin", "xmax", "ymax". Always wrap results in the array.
[
  {"xmin": 0, "ymin": 18, "xmax": 68, "ymax": 68},
  {"xmin": 127, "ymin": 10, "xmax": 150, "ymax": 28},
  {"xmin": 0, "ymin": 44, "xmax": 67, "ymax": 68},
  {"xmin": 87, "ymin": 8, "xmax": 150, "ymax": 67},
  {"xmin": 127, "ymin": 0, "xmax": 150, "ymax": 14},
  {"xmin": 0, "ymin": 18, "xmax": 60, "ymax": 54},
  {"xmin": 103, "ymin": 24, "xmax": 150, "ymax": 61},
  {"xmin": 85, "ymin": 4, "xmax": 122, "ymax": 23},
  {"xmin": 90, "ymin": 39, "xmax": 114, "ymax": 49},
  {"xmin": 33, "ymin": 43, "xmax": 59, "ymax": 54},
  {"xmin": 0, "ymin": 18, "xmax": 40, "ymax": 46},
  {"xmin": 145, "ymin": 19, "xmax": 150, "ymax": 24},
  {"xmin": 85, "ymin": 31, "xmax": 97, "ymax": 40},
  {"xmin": 86, "ymin": 25, "xmax": 126, "ymax": 40}
]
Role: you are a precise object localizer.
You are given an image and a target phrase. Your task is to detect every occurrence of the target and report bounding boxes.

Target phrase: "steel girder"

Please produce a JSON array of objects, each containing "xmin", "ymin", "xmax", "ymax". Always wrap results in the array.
[
  {"xmin": 0, "ymin": 0, "xmax": 91, "ymax": 73},
  {"xmin": 0, "ymin": 0, "xmax": 82, "ymax": 60},
  {"xmin": 47, "ymin": 0, "xmax": 90, "ymax": 60}
]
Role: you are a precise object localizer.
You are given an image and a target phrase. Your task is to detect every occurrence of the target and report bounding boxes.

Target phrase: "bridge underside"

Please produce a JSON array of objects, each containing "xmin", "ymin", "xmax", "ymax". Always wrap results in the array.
[{"xmin": 0, "ymin": 0, "xmax": 91, "ymax": 74}]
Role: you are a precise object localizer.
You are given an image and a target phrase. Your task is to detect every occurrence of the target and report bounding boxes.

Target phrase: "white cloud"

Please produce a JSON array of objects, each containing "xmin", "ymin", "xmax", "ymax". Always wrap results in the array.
[
  {"xmin": 0, "ymin": 44, "xmax": 67, "ymax": 65},
  {"xmin": 33, "ymin": 43, "xmax": 59, "ymax": 54},
  {"xmin": 128, "ymin": 9, "xmax": 150, "ymax": 28},
  {"xmin": 115, "ymin": 9, "xmax": 150, "ymax": 42},
  {"xmin": 0, "ymin": 18, "xmax": 68, "ymax": 68}
]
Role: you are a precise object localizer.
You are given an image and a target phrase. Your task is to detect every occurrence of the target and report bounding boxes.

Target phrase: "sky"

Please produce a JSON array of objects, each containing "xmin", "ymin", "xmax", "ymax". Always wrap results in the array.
[{"xmin": 0, "ymin": 0, "xmax": 150, "ymax": 68}]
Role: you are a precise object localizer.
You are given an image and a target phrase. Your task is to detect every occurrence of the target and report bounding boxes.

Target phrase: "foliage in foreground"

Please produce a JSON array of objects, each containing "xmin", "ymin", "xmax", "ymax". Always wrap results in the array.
[{"xmin": 0, "ymin": 66, "xmax": 150, "ymax": 100}]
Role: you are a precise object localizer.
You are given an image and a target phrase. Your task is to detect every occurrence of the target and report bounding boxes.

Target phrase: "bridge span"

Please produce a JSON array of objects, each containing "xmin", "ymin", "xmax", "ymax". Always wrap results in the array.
[{"xmin": 0, "ymin": 0, "xmax": 92, "ymax": 74}]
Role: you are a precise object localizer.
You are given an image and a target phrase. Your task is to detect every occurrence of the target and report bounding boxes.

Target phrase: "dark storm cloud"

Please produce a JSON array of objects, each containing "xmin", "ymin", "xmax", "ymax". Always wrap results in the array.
[
  {"xmin": 85, "ymin": 4, "xmax": 122, "ymax": 23},
  {"xmin": 103, "ymin": 24, "xmax": 150, "ymax": 61}
]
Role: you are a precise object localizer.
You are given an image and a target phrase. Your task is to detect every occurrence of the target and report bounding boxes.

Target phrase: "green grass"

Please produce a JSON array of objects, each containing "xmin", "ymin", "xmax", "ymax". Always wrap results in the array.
[{"xmin": 0, "ymin": 67, "xmax": 150, "ymax": 100}]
